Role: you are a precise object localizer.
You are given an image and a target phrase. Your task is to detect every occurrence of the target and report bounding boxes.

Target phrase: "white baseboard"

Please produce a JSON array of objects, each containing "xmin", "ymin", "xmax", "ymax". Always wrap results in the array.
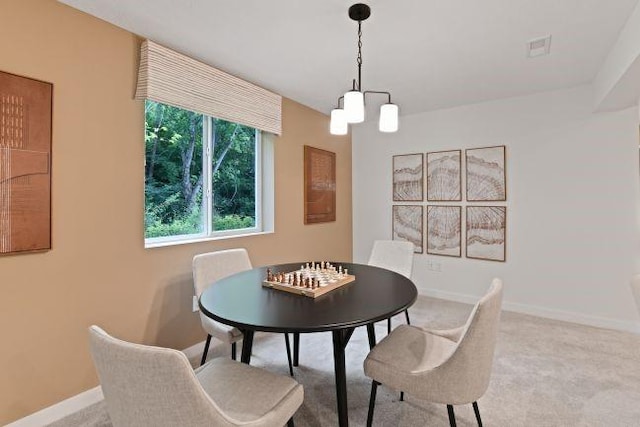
[
  {"xmin": 420, "ymin": 288, "xmax": 640, "ymax": 334},
  {"xmin": 5, "ymin": 386, "xmax": 104, "ymax": 427},
  {"xmin": 6, "ymin": 344, "xmax": 207, "ymax": 427}
]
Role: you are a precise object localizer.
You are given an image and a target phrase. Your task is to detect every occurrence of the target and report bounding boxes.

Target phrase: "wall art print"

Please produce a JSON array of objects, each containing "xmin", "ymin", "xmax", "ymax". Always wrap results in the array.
[
  {"xmin": 427, "ymin": 205, "xmax": 461, "ymax": 257},
  {"xmin": 466, "ymin": 206, "xmax": 506, "ymax": 262},
  {"xmin": 0, "ymin": 71, "xmax": 52, "ymax": 255},
  {"xmin": 392, "ymin": 205, "xmax": 423, "ymax": 253},
  {"xmin": 304, "ymin": 145, "xmax": 336, "ymax": 224},
  {"xmin": 427, "ymin": 150, "xmax": 461, "ymax": 201},
  {"xmin": 466, "ymin": 145, "xmax": 506, "ymax": 201},
  {"xmin": 393, "ymin": 153, "xmax": 423, "ymax": 201}
]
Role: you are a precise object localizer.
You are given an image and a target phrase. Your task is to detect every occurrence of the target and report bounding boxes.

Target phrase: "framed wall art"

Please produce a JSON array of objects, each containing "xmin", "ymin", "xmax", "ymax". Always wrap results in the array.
[
  {"xmin": 466, "ymin": 206, "xmax": 506, "ymax": 262},
  {"xmin": 392, "ymin": 153, "xmax": 423, "ymax": 201},
  {"xmin": 426, "ymin": 205, "xmax": 461, "ymax": 257},
  {"xmin": 392, "ymin": 205, "xmax": 423, "ymax": 253},
  {"xmin": 466, "ymin": 145, "xmax": 506, "ymax": 201},
  {"xmin": 304, "ymin": 145, "xmax": 336, "ymax": 224},
  {"xmin": 427, "ymin": 150, "xmax": 461, "ymax": 201},
  {"xmin": 0, "ymin": 70, "xmax": 52, "ymax": 255}
]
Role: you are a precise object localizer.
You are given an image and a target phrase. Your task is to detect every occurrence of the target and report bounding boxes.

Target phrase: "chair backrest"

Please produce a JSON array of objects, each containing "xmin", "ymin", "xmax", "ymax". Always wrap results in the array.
[
  {"xmin": 631, "ymin": 275, "xmax": 640, "ymax": 317},
  {"xmin": 88, "ymin": 326, "xmax": 232, "ymax": 427},
  {"xmin": 443, "ymin": 278, "xmax": 503, "ymax": 401},
  {"xmin": 367, "ymin": 240, "xmax": 414, "ymax": 279},
  {"xmin": 193, "ymin": 248, "xmax": 252, "ymax": 297}
]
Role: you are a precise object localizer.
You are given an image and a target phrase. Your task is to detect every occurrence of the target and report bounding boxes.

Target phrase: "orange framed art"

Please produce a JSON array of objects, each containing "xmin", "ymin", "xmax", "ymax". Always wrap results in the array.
[
  {"xmin": 0, "ymin": 70, "xmax": 52, "ymax": 255},
  {"xmin": 304, "ymin": 145, "xmax": 336, "ymax": 224}
]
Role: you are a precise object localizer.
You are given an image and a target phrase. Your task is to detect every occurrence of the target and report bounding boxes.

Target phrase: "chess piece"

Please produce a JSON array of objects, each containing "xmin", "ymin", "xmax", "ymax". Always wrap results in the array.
[
  {"xmin": 338, "ymin": 265, "xmax": 343, "ymax": 274},
  {"xmin": 344, "ymin": 269, "xmax": 348, "ymax": 275},
  {"xmin": 267, "ymin": 268, "xmax": 273, "ymax": 282},
  {"xmin": 305, "ymin": 277, "xmax": 310, "ymax": 288},
  {"xmin": 288, "ymin": 275, "xmax": 292, "ymax": 285}
]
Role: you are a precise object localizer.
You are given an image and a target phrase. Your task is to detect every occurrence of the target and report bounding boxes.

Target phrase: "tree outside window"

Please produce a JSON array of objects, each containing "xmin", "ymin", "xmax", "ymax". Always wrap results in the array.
[{"xmin": 144, "ymin": 100, "xmax": 257, "ymax": 240}]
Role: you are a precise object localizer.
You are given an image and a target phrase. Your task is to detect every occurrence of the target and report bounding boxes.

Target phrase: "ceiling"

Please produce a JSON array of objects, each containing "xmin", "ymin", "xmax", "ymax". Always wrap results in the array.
[{"xmin": 59, "ymin": 0, "xmax": 639, "ymax": 118}]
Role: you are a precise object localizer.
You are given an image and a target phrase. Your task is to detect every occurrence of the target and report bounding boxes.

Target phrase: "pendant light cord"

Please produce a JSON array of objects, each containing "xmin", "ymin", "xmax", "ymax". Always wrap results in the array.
[{"xmin": 357, "ymin": 21, "xmax": 363, "ymax": 91}]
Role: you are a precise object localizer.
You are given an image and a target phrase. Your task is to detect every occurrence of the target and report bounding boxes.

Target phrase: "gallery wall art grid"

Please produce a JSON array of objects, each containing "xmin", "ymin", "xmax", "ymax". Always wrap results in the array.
[{"xmin": 391, "ymin": 145, "xmax": 507, "ymax": 261}]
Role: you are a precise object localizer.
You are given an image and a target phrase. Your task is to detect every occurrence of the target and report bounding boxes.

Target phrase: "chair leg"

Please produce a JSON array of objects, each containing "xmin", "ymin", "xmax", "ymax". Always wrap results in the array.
[
  {"xmin": 287, "ymin": 417, "xmax": 294, "ymax": 427},
  {"xmin": 200, "ymin": 334, "xmax": 212, "ymax": 366},
  {"xmin": 400, "ymin": 391, "xmax": 404, "ymax": 401},
  {"xmin": 367, "ymin": 381, "xmax": 379, "ymax": 427},
  {"xmin": 387, "ymin": 318, "xmax": 392, "ymax": 334},
  {"xmin": 284, "ymin": 333, "xmax": 294, "ymax": 376},
  {"xmin": 231, "ymin": 342, "xmax": 237, "ymax": 360},
  {"xmin": 405, "ymin": 309, "xmax": 411, "ymax": 325},
  {"xmin": 447, "ymin": 405, "xmax": 457, "ymax": 427},
  {"xmin": 472, "ymin": 401, "xmax": 483, "ymax": 427}
]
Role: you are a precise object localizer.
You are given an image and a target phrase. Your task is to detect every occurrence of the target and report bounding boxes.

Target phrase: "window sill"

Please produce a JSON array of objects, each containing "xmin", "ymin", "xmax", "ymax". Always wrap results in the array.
[{"xmin": 145, "ymin": 230, "xmax": 274, "ymax": 249}]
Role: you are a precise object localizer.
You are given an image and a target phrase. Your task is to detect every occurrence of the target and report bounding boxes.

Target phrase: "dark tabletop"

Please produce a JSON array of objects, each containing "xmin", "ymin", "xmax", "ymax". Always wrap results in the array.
[{"xmin": 199, "ymin": 262, "xmax": 418, "ymax": 333}]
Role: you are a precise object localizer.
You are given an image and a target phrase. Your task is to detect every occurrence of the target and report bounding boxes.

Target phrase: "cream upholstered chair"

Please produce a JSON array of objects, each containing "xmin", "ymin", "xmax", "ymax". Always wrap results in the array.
[
  {"xmin": 193, "ymin": 249, "xmax": 293, "ymax": 375},
  {"xmin": 364, "ymin": 278, "xmax": 503, "ymax": 427},
  {"xmin": 368, "ymin": 240, "xmax": 414, "ymax": 333},
  {"xmin": 631, "ymin": 275, "xmax": 640, "ymax": 316},
  {"xmin": 88, "ymin": 325, "xmax": 303, "ymax": 427}
]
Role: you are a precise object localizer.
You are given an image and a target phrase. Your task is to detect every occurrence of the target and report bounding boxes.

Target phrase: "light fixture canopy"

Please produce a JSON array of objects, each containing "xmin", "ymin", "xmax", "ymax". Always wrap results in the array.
[{"xmin": 329, "ymin": 3, "xmax": 399, "ymax": 135}]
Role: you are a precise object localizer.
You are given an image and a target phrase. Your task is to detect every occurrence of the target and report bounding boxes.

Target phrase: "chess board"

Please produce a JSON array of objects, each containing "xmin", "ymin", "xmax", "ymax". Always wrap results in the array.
[{"xmin": 262, "ymin": 263, "xmax": 355, "ymax": 298}]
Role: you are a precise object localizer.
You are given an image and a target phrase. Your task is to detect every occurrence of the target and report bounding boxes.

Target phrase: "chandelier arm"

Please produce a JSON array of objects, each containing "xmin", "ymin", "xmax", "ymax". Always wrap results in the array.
[{"xmin": 363, "ymin": 90, "xmax": 393, "ymax": 104}]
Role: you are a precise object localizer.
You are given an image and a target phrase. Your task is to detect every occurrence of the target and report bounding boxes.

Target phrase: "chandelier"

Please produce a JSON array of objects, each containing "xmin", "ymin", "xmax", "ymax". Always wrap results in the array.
[{"xmin": 330, "ymin": 3, "xmax": 399, "ymax": 135}]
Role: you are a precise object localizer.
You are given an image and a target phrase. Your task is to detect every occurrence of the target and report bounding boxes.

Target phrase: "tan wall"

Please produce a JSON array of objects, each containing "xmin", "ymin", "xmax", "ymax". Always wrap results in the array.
[{"xmin": 0, "ymin": 0, "xmax": 352, "ymax": 423}]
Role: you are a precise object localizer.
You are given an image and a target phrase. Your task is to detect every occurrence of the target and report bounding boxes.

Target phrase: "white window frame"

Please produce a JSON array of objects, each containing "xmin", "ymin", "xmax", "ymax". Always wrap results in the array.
[{"xmin": 145, "ymin": 113, "xmax": 274, "ymax": 249}]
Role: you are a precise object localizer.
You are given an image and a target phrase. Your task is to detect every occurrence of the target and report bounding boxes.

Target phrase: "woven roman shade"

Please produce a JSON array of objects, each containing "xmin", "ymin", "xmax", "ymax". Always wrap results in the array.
[{"xmin": 135, "ymin": 40, "xmax": 282, "ymax": 135}]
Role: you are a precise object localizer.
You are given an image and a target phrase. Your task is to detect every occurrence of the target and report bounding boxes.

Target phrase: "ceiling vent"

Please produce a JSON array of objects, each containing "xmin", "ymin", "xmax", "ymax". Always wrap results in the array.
[{"xmin": 527, "ymin": 35, "xmax": 552, "ymax": 58}]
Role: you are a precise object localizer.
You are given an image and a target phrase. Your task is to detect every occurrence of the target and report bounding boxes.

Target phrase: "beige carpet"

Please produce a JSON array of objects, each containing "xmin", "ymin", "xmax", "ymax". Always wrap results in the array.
[{"xmin": 47, "ymin": 296, "xmax": 640, "ymax": 426}]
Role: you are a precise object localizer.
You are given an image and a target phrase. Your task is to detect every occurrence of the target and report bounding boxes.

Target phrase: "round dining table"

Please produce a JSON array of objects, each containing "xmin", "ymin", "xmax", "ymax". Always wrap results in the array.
[{"xmin": 199, "ymin": 261, "xmax": 418, "ymax": 427}]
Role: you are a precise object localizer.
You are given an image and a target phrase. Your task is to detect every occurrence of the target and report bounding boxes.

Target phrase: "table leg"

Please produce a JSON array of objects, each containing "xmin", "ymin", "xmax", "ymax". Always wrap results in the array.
[
  {"xmin": 293, "ymin": 332, "xmax": 300, "ymax": 367},
  {"xmin": 332, "ymin": 328, "xmax": 355, "ymax": 427},
  {"xmin": 240, "ymin": 330, "xmax": 254, "ymax": 364},
  {"xmin": 366, "ymin": 323, "xmax": 377, "ymax": 350}
]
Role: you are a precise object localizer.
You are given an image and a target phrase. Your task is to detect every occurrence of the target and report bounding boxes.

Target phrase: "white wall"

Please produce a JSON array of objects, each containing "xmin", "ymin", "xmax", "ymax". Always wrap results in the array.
[
  {"xmin": 353, "ymin": 85, "xmax": 640, "ymax": 332},
  {"xmin": 594, "ymin": 0, "xmax": 640, "ymax": 111}
]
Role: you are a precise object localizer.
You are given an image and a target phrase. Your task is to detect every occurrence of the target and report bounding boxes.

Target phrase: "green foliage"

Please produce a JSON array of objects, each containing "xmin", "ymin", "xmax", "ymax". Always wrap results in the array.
[
  {"xmin": 213, "ymin": 214, "xmax": 255, "ymax": 231},
  {"xmin": 144, "ymin": 100, "xmax": 257, "ymax": 238},
  {"xmin": 145, "ymin": 202, "xmax": 203, "ymax": 238}
]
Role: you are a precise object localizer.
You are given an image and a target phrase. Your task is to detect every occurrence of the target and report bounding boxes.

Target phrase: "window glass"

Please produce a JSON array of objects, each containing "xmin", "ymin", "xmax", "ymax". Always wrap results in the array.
[
  {"xmin": 210, "ymin": 120, "xmax": 256, "ymax": 231},
  {"xmin": 144, "ymin": 100, "xmax": 260, "ymax": 242}
]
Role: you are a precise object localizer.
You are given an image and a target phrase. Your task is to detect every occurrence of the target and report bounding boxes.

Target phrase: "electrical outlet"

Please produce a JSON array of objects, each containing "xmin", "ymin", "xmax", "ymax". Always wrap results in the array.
[{"xmin": 192, "ymin": 296, "xmax": 199, "ymax": 312}]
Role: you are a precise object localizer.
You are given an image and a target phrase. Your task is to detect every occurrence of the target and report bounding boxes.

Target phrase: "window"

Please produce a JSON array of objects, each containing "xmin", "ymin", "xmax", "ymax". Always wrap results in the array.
[{"xmin": 144, "ymin": 100, "xmax": 268, "ymax": 245}]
